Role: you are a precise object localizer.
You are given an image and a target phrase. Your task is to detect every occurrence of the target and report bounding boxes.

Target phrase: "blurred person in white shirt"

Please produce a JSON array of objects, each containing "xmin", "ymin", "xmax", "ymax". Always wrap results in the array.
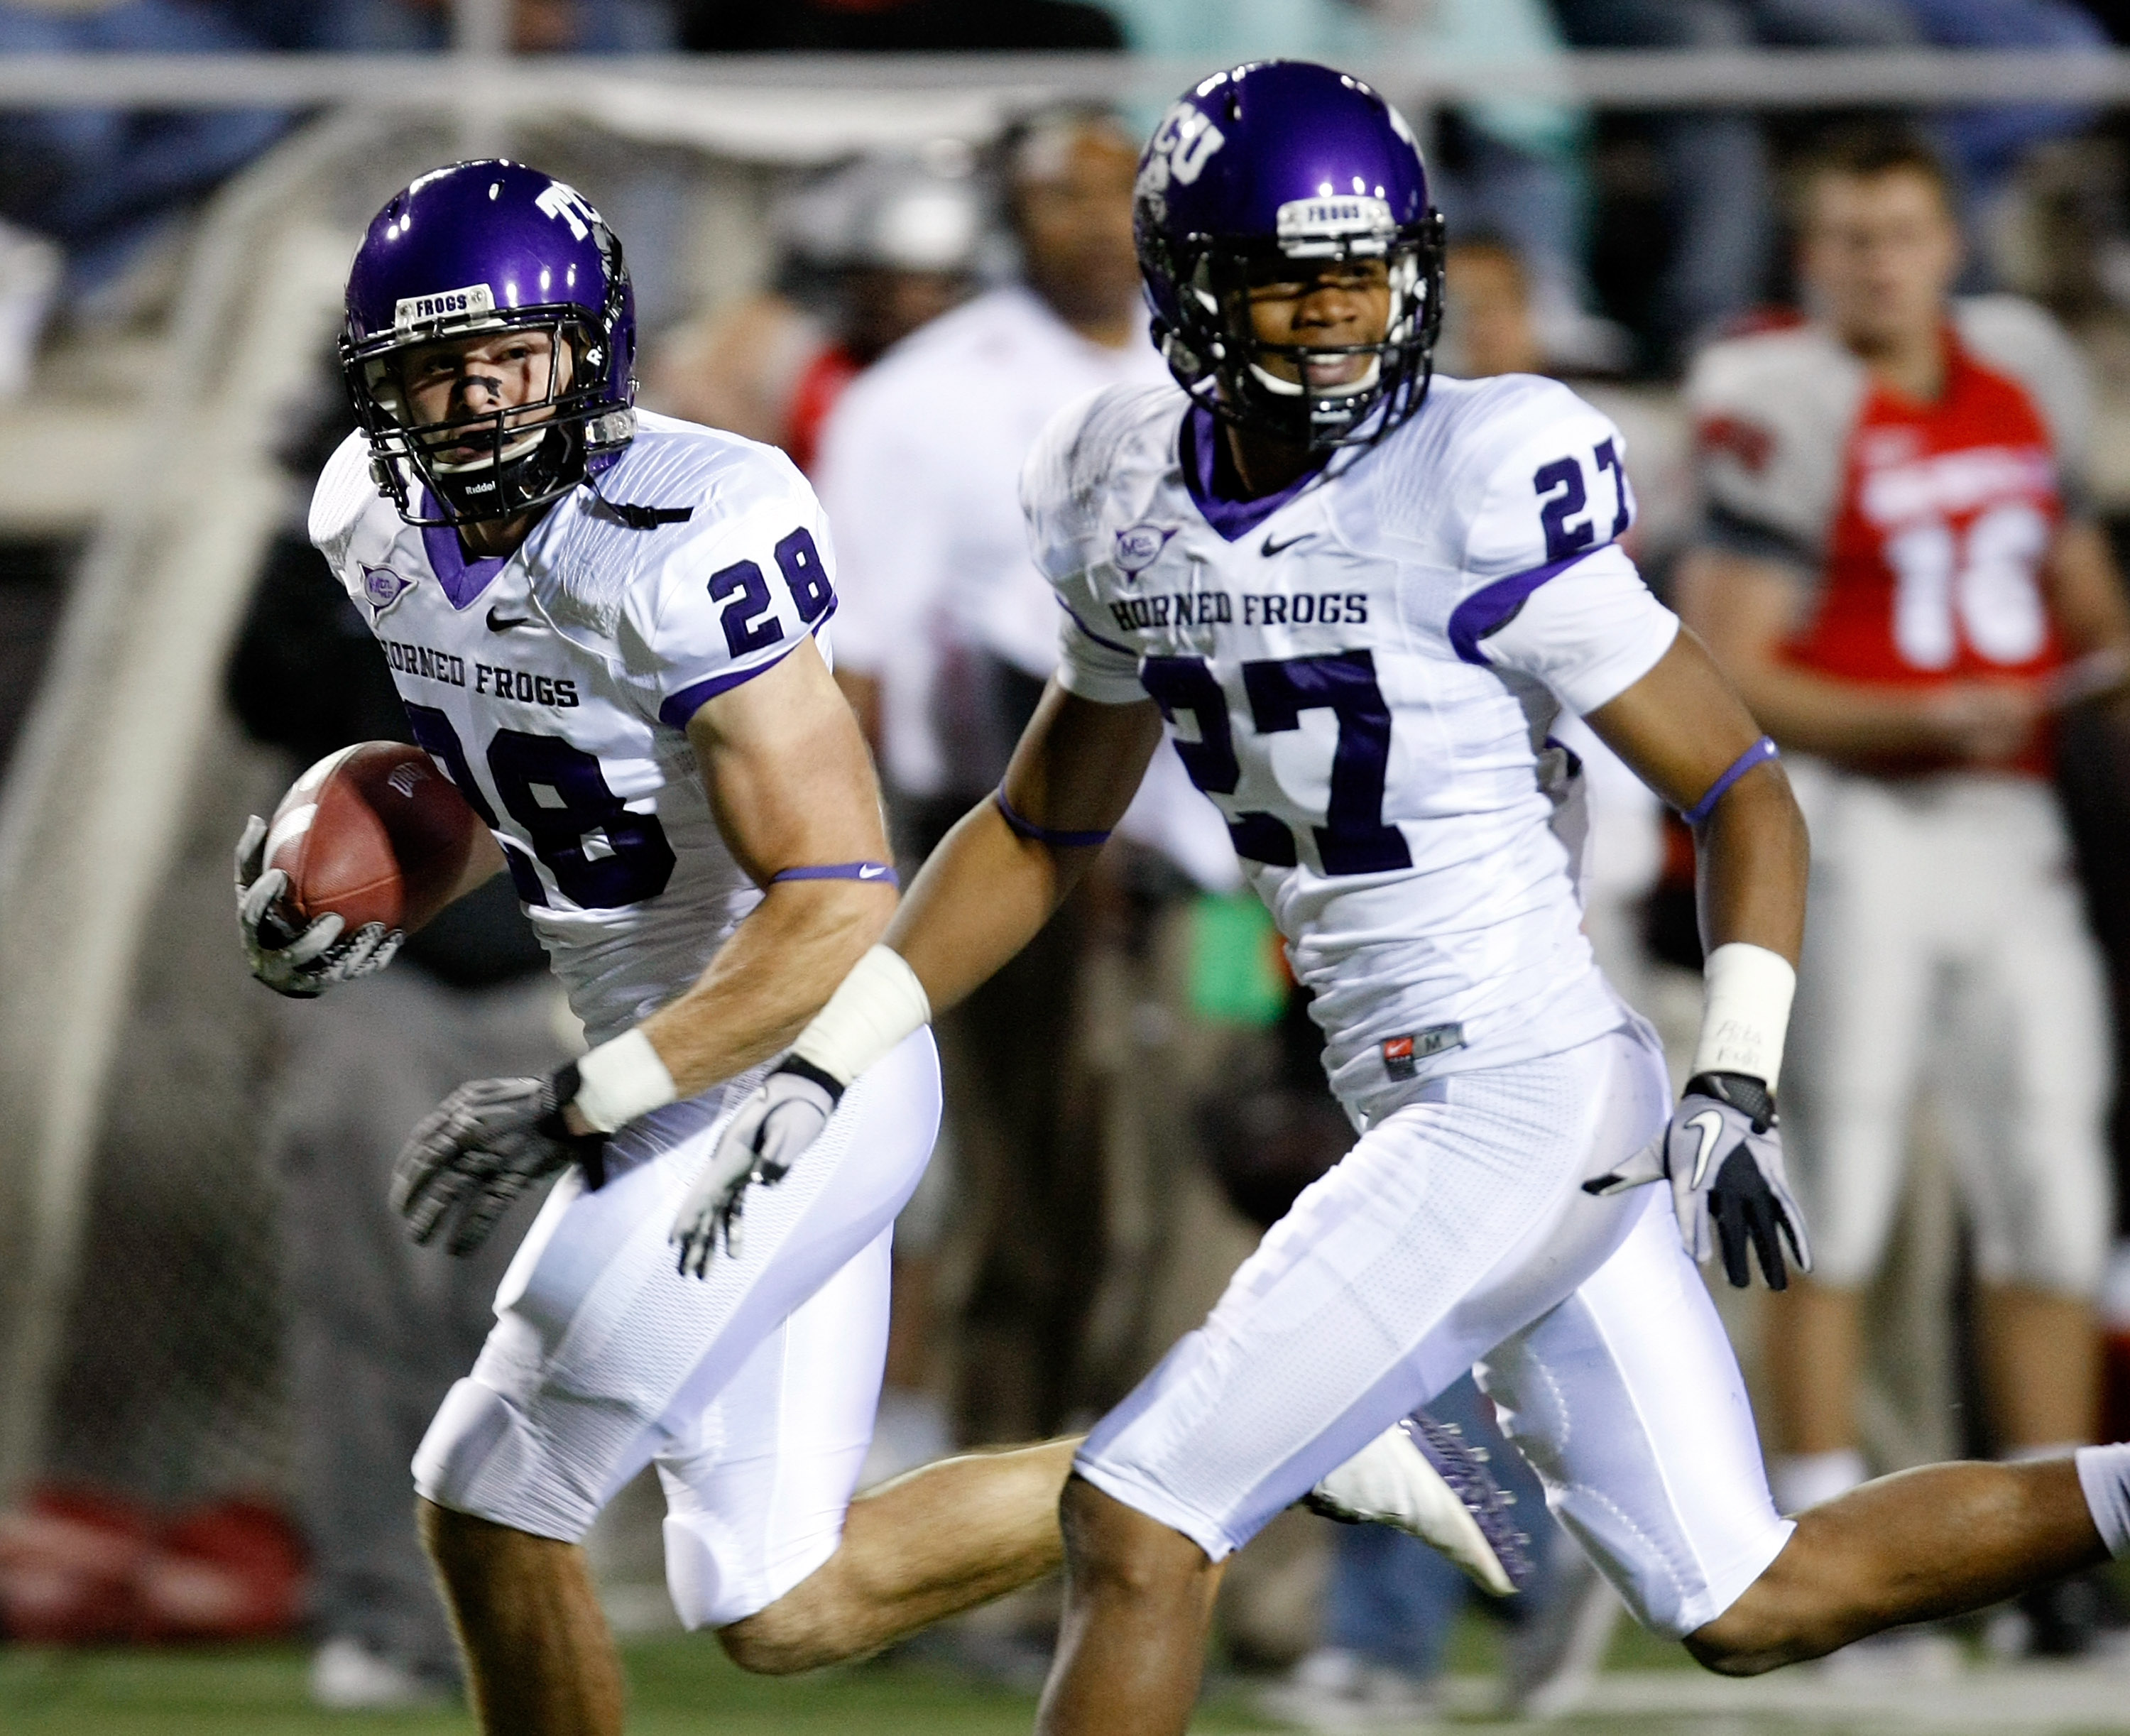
[
  {"xmin": 648, "ymin": 148, "xmax": 988, "ymax": 470},
  {"xmin": 815, "ymin": 110, "xmax": 1235, "ymax": 1457}
]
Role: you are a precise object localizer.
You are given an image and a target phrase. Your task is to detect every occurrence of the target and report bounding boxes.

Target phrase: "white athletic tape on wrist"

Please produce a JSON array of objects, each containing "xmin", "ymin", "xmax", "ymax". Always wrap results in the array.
[
  {"xmin": 573, "ymin": 1027, "xmax": 679, "ymax": 1133},
  {"xmin": 790, "ymin": 945, "xmax": 932, "ymax": 1087},
  {"xmin": 2077, "ymin": 1444, "xmax": 2130, "ymax": 1558},
  {"xmin": 1691, "ymin": 941, "xmax": 1796, "ymax": 1090}
]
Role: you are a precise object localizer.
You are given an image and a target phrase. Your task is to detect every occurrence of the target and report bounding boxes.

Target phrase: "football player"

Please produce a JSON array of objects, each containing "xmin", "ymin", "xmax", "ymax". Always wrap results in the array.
[
  {"xmin": 1679, "ymin": 126, "xmax": 2130, "ymax": 1554},
  {"xmin": 677, "ymin": 62, "xmax": 2130, "ymax": 1733},
  {"xmin": 235, "ymin": 159, "xmax": 1512, "ymax": 1734}
]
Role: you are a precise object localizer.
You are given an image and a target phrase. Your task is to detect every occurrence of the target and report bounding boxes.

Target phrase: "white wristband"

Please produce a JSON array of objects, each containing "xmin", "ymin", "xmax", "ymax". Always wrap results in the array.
[
  {"xmin": 791, "ymin": 944, "xmax": 933, "ymax": 1087},
  {"xmin": 1691, "ymin": 941, "xmax": 1797, "ymax": 1090},
  {"xmin": 572, "ymin": 1027, "xmax": 679, "ymax": 1133}
]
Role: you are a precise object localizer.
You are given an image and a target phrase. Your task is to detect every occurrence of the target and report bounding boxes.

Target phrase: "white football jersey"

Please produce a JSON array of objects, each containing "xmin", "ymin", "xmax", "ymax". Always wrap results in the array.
[
  {"xmin": 1026, "ymin": 375, "xmax": 1680, "ymax": 1109},
  {"xmin": 310, "ymin": 410, "xmax": 836, "ymax": 1059}
]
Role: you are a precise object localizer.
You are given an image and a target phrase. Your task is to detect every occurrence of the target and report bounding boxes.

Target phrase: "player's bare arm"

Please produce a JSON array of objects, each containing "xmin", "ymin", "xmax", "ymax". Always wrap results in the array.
[
  {"xmin": 2043, "ymin": 516, "xmax": 2130, "ymax": 697},
  {"xmin": 885, "ymin": 684, "xmax": 1164, "ymax": 1012},
  {"xmin": 1583, "ymin": 627, "xmax": 1806, "ymax": 966},
  {"xmin": 1676, "ymin": 547, "xmax": 2046, "ymax": 766},
  {"xmin": 667, "ymin": 682, "xmax": 1161, "ymax": 1269},
  {"xmin": 626, "ymin": 636, "xmax": 897, "ymax": 1101}
]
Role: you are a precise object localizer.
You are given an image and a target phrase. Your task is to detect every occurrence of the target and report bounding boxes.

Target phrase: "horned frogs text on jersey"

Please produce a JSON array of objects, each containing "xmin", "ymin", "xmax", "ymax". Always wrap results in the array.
[
  {"xmin": 310, "ymin": 409, "xmax": 836, "ymax": 1077},
  {"xmin": 1026, "ymin": 376, "xmax": 1680, "ymax": 1111}
]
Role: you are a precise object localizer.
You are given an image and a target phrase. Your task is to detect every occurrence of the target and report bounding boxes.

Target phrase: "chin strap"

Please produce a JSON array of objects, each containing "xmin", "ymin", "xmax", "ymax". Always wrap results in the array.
[{"xmin": 585, "ymin": 477, "xmax": 694, "ymax": 530}]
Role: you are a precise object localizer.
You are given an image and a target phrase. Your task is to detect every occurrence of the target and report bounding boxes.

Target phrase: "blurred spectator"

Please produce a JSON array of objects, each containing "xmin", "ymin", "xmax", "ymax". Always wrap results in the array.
[
  {"xmin": 1678, "ymin": 126, "xmax": 2128, "ymax": 1653},
  {"xmin": 648, "ymin": 146, "xmax": 988, "ymax": 467},
  {"xmin": 226, "ymin": 398, "xmax": 562, "ymax": 1708},
  {"xmin": 679, "ymin": 0, "xmax": 1121, "ymax": 52},
  {"xmin": 1897, "ymin": 0, "xmax": 2113, "ymax": 267},
  {"xmin": 1551, "ymin": 0, "xmax": 1925, "ymax": 368},
  {"xmin": 1107, "ymin": 0, "xmax": 1623, "ymax": 369},
  {"xmin": 0, "ymin": 0, "xmax": 667, "ymax": 387},
  {"xmin": 819, "ymin": 111, "xmax": 1164, "ymax": 815},
  {"xmin": 0, "ymin": 0, "xmax": 297, "ymax": 307},
  {"xmin": 815, "ymin": 109, "xmax": 1232, "ymax": 1449}
]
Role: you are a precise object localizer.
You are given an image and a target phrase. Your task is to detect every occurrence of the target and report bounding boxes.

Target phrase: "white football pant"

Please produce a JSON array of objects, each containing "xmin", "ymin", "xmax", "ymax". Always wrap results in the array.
[
  {"xmin": 1077, "ymin": 1020, "xmax": 1796, "ymax": 1639},
  {"xmin": 413, "ymin": 1030, "xmax": 941, "ymax": 1629},
  {"xmin": 1782, "ymin": 764, "xmax": 2112, "ymax": 1296}
]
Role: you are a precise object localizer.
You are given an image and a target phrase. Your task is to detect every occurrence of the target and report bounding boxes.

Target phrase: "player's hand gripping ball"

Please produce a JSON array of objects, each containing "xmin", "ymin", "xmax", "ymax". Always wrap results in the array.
[
  {"xmin": 236, "ymin": 814, "xmax": 400, "ymax": 998},
  {"xmin": 236, "ymin": 741, "xmax": 479, "ymax": 998},
  {"xmin": 1585, "ymin": 1072, "xmax": 1812, "ymax": 1289},
  {"xmin": 392, "ymin": 1066, "xmax": 609, "ymax": 1255},
  {"xmin": 670, "ymin": 1061, "xmax": 842, "ymax": 1276}
]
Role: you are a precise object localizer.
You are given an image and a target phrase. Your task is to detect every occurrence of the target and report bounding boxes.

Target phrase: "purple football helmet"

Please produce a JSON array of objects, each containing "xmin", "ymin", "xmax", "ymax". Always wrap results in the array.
[
  {"xmin": 341, "ymin": 160, "xmax": 636, "ymax": 526},
  {"xmin": 1135, "ymin": 61, "xmax": 1445, "ymax": 449}
]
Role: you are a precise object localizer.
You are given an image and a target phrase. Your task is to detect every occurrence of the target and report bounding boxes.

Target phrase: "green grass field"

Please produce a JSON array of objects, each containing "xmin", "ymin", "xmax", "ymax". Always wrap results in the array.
[
  {"xmin": 0, "ymin": 1639, "xmax": 1294, "ymax": 1736},
  {"xmin": 9, "ymin": 1619, "xmax": 2129, "ymax": 1735},
  {"xmin": 0, "ymin": 1614, "xmax": 1717, "ymax": 1736}
]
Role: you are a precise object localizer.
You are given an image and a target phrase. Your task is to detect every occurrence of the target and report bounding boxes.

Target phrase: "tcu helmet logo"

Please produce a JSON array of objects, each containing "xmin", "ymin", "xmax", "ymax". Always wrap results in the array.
[
  {"xmin": 535, "ymin": 180, "xmax": 600, "ymax": 241},
  {"xmin": 1113, "ymin": 523, "xmax": 1176, "ymax": 578},
  {"xmin": 1136, "ymin": 102, "xmax": 1227, "ymax": 214}
]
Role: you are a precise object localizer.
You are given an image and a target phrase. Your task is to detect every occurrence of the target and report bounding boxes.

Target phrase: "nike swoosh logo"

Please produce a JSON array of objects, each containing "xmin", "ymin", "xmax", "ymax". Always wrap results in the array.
[
  {"xmin": 858, "ymin": 865, "xmax": 889, "ymax": 879},
  {"xmin": 1260, "ymin": 531, "xmax": 1309, "ymax": 557},
  {"xmin": 486, "ymin": 608, "xmax": 530, "ymax": 632},
  {"xmin": 1686, "ymin": 1109, "xmax": 1725, "ymax": 1188}
]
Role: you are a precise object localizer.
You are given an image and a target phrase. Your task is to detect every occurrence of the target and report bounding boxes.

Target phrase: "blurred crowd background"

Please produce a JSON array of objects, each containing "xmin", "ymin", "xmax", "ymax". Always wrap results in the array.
[{"xmin": 11, "ymin": 0, "xmax": 2130, "ymax": 1725}]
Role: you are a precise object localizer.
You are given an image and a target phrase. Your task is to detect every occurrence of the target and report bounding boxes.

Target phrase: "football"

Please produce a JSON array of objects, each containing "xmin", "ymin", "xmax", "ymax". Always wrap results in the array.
[{"xmin": 263, "ymin": 741, "xmax": 481, "ymax": 937}]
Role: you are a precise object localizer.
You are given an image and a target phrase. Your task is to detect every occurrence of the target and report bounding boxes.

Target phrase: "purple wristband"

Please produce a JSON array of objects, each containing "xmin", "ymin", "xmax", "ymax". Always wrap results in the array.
[
  {"xmin": 993, "ymin": 787, "xmax": 1113, "ymax": 849},
  {"xmin": 1681, "ymin": 736, "xmax": 1779, "ymax": 826},
  {"xmin": 770, "ymin": 862, "xmax": 899, "ymax": 888}
]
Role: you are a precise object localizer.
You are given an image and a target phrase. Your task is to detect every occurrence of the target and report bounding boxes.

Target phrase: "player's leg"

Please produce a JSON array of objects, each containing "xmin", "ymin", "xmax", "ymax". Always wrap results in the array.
[
  {"xmin": 418, "ymin": 1502, "xmax": 625, "ymax": 1735},
  {"xmin": 1484, "ymin": 1150, "xmax": 2110, "ymax": 1676},
  {"xmin": 1760, "ymin": 771, "xmax": 1933, "ymax": 1505},
  {"xmin": 1032, "ymin": 1023, "xmax": 1673, "ymax": 1736},
  {"xmin": 1685, "ymin": 1461, "xmax": 2104, "ymax": 1673},
  {"xmin": 410, "ymin": 1032, "xmax": 940, "ymax": 1735},
  {"xmin": 1950, "ymin": 783, "xmax": 2110, "ymax": 1457},
  {"xmin": 653, "ymin": 1216, "xmax": 1080, "ymax": 1671},
  {"xmin": 729, "ymin": 1436, "xmax": 1082, "ymax": 1670}
]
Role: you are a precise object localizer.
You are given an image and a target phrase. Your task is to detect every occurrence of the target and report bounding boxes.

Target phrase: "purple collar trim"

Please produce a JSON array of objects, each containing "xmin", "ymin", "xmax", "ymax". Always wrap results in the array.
[
  {"xmin": 420, "ymin": 498, "xmax": 510, "ymax": 611},
  {"xmin": 1180, "ymin": 404, "xmax": 1326, "ymax": 542}
]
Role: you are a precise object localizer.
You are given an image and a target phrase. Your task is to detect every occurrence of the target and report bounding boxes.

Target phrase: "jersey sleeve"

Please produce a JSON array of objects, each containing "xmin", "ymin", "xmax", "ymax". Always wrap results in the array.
[
  {"xmin": 1683, "ymin": 333, "xmax": 1852, "ymax": 572},
  {"xmin": 308, "ymin": 429, "xmax": 383, "ymax": 596},
  {"xmin": 1955, "ymin": 295, "xmax": 2096, "ymax": 509},
  {"xmin": 620, "ymin": 444, "xmax": 839, "ymax": 729},
  {"xmin": 1451, "ymin": 383, "xmax": 1678, "ymax": 715},
  {"xmin": 1023, "ymin": 390, "xmax": 1149, "ymax": 706},
  {"xmin": 1469, "ymin": 543, "xmax": 1678, "ymax": 715}
]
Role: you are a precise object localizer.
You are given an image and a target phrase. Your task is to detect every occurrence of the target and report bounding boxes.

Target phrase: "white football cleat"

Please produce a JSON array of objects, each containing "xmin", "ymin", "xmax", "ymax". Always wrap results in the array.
[{"xmin": 1304, "ymin": 1410, "xmax": 1534, "ymax": 1598}]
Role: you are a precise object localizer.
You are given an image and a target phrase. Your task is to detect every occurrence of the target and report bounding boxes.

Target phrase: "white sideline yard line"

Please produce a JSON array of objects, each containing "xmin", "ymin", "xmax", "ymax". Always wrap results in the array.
[{"xmin": 1428, "ymin": 1663, "xmax": 2130, "ymax": 1731}]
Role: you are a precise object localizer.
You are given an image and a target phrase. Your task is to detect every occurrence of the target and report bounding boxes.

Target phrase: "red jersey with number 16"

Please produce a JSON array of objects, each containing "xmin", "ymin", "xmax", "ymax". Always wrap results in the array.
[{"xmin": 1688, "ymin": 297, "xmax": 2090, "ymax": 773}]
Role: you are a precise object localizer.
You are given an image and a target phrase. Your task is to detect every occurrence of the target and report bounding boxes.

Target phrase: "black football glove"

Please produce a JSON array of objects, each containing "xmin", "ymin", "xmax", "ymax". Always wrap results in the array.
[
  {"xmin": 392, "ymin": 1064, "xmax": 609, "ymax": 1255},
  {"xmin": 234, "ymin": 814, "xmax": 400, "ymax": 998},
  {"xmin": 1585, "ymin": 1071, "xmax": 1812, "ymax": 1290}
]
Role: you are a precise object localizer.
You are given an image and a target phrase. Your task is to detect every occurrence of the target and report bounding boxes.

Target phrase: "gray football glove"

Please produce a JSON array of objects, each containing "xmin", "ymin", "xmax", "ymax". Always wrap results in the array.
[
  {"xmin": 234, "ymin": 813, "xmax": 400, "ymax": 999},
  {"xmin": 670, "ymin": 1059, "xmax": 842, "ymax": 1277},
  {"xmin": 1585, "ymin": 1072, "xmax": 1812, "ymax": 1290},
  {"xmin": 392, "ymin": 1065, "xmax": 608, "ymax": 1256}
]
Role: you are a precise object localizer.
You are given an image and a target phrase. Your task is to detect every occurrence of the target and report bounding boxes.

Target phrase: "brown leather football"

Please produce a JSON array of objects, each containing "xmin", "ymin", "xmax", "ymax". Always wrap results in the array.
[{"xmin": 265, "ymin": 741, "xmax": 481, "ymax": 935}]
